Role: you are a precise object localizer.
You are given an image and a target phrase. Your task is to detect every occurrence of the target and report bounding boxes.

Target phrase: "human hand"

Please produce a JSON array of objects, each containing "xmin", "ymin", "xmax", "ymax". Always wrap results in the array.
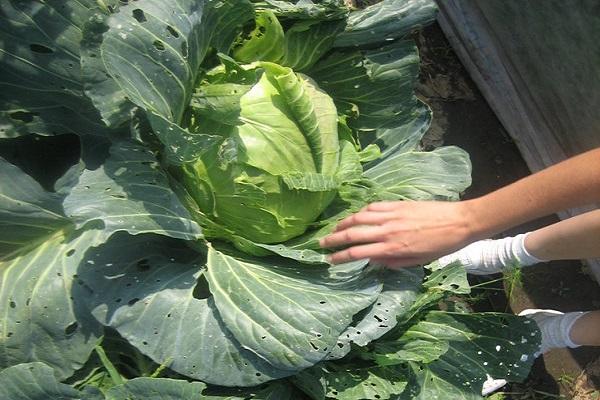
[{"xmin": 319, "ymin": 200, "xmax": 477, "ymax": 268}]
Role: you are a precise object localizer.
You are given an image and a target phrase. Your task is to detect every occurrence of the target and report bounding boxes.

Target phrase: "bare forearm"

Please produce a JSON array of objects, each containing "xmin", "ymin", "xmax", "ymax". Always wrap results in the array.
[
  {"xmin": 466, "ymin": 148, "xmax": 600, "ymax": 239},
  {"xmin": 525, "ymin": 209, "xmax": 600, "ymax": 260}
]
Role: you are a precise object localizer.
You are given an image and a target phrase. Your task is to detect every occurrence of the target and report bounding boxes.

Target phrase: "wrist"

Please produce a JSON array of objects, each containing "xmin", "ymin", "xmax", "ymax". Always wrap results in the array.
[{"xmin": 459, "ymin": 198, "xmax": 486, "ymax": 242}]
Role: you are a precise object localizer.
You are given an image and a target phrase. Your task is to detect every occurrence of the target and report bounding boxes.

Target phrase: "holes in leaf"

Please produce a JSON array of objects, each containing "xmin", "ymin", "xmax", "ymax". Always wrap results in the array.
[
  {"xmin": 132, "ymin": 8, "xmax": 146, "ymax": 23},
  {"xmin": 127, "ymin": 297, "xmax": 140, "ymax": 306},
  {"xmin": 65, "ymin": 249, "xmax": 75, "ymax": 257},
  {"xmin": 136, "ymin": 259, "xmax": 151, "ymax": 271},
  {"xmin": 153, "ymin": 40, "xmax": 166, "ymax": 51},
  {"xmin": 309, "ymin": 342, "xmax": 319, "ymax": 351},
  {"xmin": 319, "ymin": 301, "xmax": 326, "ymax": 304},
  {"xmin": 255, "ymin": 372, "xmax": 262, "ymax": 377},
  {"xmin": 450, "ymin": 283, "xmax": 460, "ymax": 290},
  {"xmin": 166, "ymin": 25, "xmax": 179, "ymax": 38},
  {"xmin": 142, "ymin": 341, "xmax": 148, "ymax": 345},
  {"xmin": 29, "ymin": 44, "xmax": 54, "ymax": 54},
  {"xmin": 181, "ymin": 42, "xmax": 188, "ymax": 58},
  {"xmin": 336, "ymin": 342, "xmax": 344, "ymax": 348},
  {"xmin": 9, "ymin": 111, "xmax": 38, "ymax": 123},
  {"xmin": 192, "ymin": 275, "xmax": 211, "ymax": 299},
  {"xmin": 65, "ymin": 322, "xmax": 78, "ymax": 336},
  {"xmin": 9, "ymin": 301, "xmax": 16, "ymax": 309}
]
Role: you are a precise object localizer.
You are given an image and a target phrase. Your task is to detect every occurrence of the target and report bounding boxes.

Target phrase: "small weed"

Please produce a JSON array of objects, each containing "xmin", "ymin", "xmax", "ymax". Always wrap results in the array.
[{"xmin": 503, "ymin": 264, "xmax": 524, "ymax": 311}]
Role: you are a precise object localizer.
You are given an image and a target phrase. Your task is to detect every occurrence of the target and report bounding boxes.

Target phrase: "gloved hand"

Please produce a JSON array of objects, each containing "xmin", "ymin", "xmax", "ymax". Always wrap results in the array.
[{"xmin": 438, "ymin": 233, "xmax": 543, "ymax": 275}]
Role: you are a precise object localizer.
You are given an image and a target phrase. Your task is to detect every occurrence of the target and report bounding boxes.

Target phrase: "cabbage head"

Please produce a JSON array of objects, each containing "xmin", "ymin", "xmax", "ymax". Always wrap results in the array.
[{"xmin": 182, "ymin": 62, "xmax": 341, "ymax": 243}]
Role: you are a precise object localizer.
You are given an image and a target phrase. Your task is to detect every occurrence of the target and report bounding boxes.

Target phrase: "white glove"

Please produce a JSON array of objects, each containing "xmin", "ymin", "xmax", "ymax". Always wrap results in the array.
[
  {"xmin": 438, "ymin": 233, "xmax": 543, "ymax": 275},
  {"xmin": 519, "ymin": 309, "xmax": 586, "ymax": 355}
]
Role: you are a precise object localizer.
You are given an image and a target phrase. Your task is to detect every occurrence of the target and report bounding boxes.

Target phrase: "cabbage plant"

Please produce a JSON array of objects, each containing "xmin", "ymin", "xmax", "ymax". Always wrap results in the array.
[{"xmin": 0, "ymin": 0, "xmax": 540, "ymax": 399}]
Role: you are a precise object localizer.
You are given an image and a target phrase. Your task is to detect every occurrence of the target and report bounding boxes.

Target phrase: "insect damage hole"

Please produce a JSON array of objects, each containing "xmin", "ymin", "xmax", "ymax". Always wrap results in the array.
[
  {"xmin": 153, "ymin": 40, "xmax": 166, "ymax": 51},
  {"xmin": 65, "ymin": 321, "xmax": 78, "ymax": 336},
  {"xmin": 132, "ymin": 8, "xmax": 146, "ymax": 23},
  {"xmin": 192, "ymin": 275, "xmax": 211, "ymax": 299},
  {"xmin": 9, "ymin": 111, "xmax": 38, "ymax": 123},
  {"xmin": 29, "ymin": 44, "xmax": 54, "ymax": 54},
  {"xmin": 166, "ymin": 25, "xmax": 179, "ymax": 38}
]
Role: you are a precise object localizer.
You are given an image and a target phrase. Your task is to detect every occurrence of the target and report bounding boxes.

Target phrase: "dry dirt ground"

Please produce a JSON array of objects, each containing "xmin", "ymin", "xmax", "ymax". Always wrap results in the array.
[{"xmin": 416, "ymin": 23, "xmax": 600, "ymax": 399}]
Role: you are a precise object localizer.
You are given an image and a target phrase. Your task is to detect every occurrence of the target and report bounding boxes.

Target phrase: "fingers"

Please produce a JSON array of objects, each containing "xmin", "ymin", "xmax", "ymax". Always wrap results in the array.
[
  {"xmin": 334, "ymin": 211, "xmax": 395, "ymax": 232},
  {"xmin": 363, "ymin": 201, "xmax": 404, "ymax": 212},
  {"xmin": 327, "ymin": 242, "xmax": 397, "ymax": 264},
  {"xmin": 370, "ymin": 257, "xmax": 424, "ymax": 269},
  {"xmin": 321, "ymin": 225, "xmax": 390, "ymax": 248}
]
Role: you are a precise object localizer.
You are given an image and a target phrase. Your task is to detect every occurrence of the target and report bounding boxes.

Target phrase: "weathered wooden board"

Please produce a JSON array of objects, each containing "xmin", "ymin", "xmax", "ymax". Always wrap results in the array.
[{"xmin": 437, "ymin": 0, "xmax": 600, "ymax": 281}]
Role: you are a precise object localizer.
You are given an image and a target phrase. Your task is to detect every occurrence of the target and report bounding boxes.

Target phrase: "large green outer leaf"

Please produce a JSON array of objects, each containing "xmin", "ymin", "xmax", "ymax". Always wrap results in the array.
[
  {"xmin": 0, "ymin": 0, "xmax": 111, "ymax": 138},
  {"xmin": 106, "ymin": 377, "xmax": 207, "ymax": 400},
  {"xmin": 0, "ymin": 362, "xmax": 88, "ymax": 400},
  {"xmin": 0, "ymin": 157, "xmax": 68, "ymax": 257},
  {"xmin": 0, "ymin": 229, "xmax": 105, "ymax": 380},
  {"xmin": 327, "ymin": 367, "xmax": 407, "ymax": 400},
  {"xmin": 309, "ymin": 40, "xmax": 421, "ymax": 131},
  {"xmin": 326, "ymin": 268, "xmax": 423, "ymax": 360},
  {"xmin": 63, "ymin": 141, "xmax": 201, "ymax": 241},
  {"xmin": 87, "ymin": 0, "xmax": 253, "ymax": 127},
  {"xmin": 281, "ymin": 20, "xmax": 346, "ymax": 72},
  {"xmin": 100, "ymin": 0, "xmax": 211, "ymax": 122},
  {"xmin": 365, "ymin": 146, "xmax": 472, "ymax": 201},
  {"xmin": 206, "ymin": 247, "xmax": 382, "ymax": 371},
  {"xmin": 334, "ymin": 0, "xmax": 437, "ymax": 48},
  {"xmin": 399, "ymin": 312, "xmax": 540, "ymax": 399},
  {"xmin": 79, "ymin": 234, "xmax": 290, "ymax": 386},
  {"xmin": 293, "ymin": 365, "xmax": 408, "ymax": 400},
  {"xmin": 81, "ymin": 10, "xmax": 137, "ymax": 128},
  {"xmin": 360, "ymin": 102, "xmax": 431, "ymax": 161},
  {"xmin": 373, "ymin": 338, "xmax": 449, "ymax": 365}
]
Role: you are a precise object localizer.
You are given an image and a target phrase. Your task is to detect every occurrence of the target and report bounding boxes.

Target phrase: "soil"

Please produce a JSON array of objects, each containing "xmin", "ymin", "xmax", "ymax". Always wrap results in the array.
[{"xmin": 416, "ymin": 23, "xmax": 600, "ymax": 399}]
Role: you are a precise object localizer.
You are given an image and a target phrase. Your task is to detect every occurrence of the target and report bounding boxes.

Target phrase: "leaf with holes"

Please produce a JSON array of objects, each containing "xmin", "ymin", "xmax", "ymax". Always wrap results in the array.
[
  {"xmin": 206, "ymin": 246, "xmax": 382, "ymax": 371},
  {"xmin": 0, "ymin": 0, "xmax": 115, "ymax": 139},
  {"xmin": 0, "ymin": 159, "xmax": 105, "ymax": 379},
  {"xmin": 0, "ymin": 362, "xmax": 103, "ymax": 400},
  {"xmin": 63, "ymin": 140, "xmax": 202, "ymax": 241},
  {"xmin": 78, "ymin": 233, "xmax": 291, "ymax": 386}
]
